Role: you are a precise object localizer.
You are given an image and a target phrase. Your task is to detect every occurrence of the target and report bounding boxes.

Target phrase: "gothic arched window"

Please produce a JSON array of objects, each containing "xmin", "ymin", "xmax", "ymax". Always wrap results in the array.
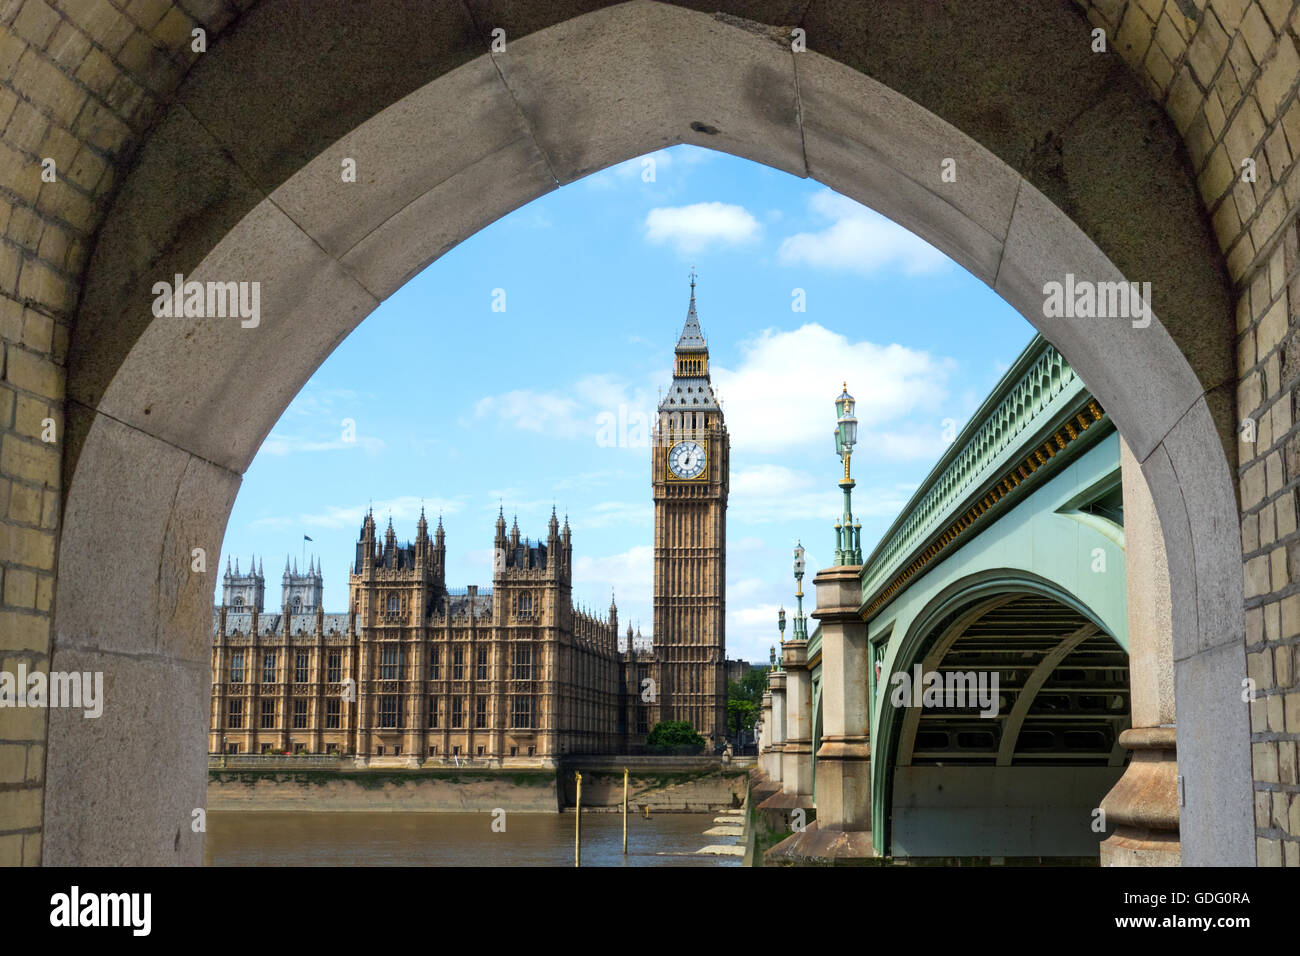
[
  {"xmin": 520, "ymin": 593, "xmax": 532, "ymax": 615},
  {"xmin": 292, "ymin": 596, "xmax": 301, "ymax": 612},
  {"xmin": 233, "ymin": 596, "xmax": 243, "ymax": 608},
  {"xmin": 387, "ymin": 593, "xmax": 400, "ymax": 613}
]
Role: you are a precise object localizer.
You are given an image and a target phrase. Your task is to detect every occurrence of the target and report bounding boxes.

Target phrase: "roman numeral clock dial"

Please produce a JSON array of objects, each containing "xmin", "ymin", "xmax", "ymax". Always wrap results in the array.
[{"xmin": 668, "ymin": 439, "xmax": 706, "ymax": 480}]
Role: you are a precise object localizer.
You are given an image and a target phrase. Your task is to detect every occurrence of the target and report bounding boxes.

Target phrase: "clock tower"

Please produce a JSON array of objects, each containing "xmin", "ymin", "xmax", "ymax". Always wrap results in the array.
[{"xmin": 651, "ymin": 272, "xmax": 729, "ymax": 750}]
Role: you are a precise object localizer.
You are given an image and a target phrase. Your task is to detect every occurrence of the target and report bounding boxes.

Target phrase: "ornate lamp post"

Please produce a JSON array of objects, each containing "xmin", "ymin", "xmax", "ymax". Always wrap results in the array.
[
  {"xmin": 793, "ymin": 542, "xmax": 807, "ymax": 640},
  {"xmin": 776, "ymin": 606, "xmax": 786, "ymax": 671},
  {"xmin": 834, "ymin": 383, "xmax": 862, "ymax": 565}
]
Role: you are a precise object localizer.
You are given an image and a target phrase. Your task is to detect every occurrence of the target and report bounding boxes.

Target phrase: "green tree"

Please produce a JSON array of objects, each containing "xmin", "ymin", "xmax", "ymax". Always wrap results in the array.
[
  {"xmin": 727, "ymin": 666, "xmax": 769, "ymax": 738},
  {"xmin": 645, "ymin": 720, "xmax": 706, "ymax": 753}
]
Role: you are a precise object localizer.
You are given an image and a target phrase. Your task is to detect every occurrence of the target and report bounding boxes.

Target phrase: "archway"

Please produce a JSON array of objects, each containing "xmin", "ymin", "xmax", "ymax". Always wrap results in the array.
[
  {"xmin": 878, "ymin": 581, "xmax": 1129, "ymax": 859},
  {"xmin": 46, "ymin": 1, "xmax": 1249, "ymax": 864}
]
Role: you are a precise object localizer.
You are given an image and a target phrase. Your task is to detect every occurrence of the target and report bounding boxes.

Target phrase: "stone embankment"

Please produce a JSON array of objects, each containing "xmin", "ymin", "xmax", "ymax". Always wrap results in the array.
[{"xmin": 208, "ymin": 757, "xmax": 750, "ymax": 813}]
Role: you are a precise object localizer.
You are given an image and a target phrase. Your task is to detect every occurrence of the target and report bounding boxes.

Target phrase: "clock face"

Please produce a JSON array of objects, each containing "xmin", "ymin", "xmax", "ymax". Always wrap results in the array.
[{"xmin": 668, "ymin": 440, "xmax": 706, "ymax": 479}]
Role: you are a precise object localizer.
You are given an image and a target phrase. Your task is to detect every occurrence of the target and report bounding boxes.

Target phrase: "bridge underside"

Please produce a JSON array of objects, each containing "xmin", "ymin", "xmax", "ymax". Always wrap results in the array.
[{"xmin": 890, "ymin": 594, "xmax": 1129, "ymax": 860}]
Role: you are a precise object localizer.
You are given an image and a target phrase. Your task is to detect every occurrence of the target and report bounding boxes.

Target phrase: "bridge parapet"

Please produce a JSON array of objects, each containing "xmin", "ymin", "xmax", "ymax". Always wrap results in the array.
[{"xmin": 861, "ymin": 336, "xmax": 1107, "ymax": 617}]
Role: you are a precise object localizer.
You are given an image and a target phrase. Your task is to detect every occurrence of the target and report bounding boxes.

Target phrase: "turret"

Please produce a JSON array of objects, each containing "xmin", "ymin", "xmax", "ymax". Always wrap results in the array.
[
  {"xmin": 356, "ymin": 508, "xmax": 377, "ymax": 571},
  {"xmin": 416, "ymin": 507, "xmax": 429, "ymax": 564},
  {"xmin": 561, "ymin": 515, "xmax": 572, "ymax": 569},
  {"xmin": 434, "ymin": 515, "xmax": 446, "ymax": 584},
  {"xmin": 221, "ymin": 552, "xmax": 265, "ymax": 611}
]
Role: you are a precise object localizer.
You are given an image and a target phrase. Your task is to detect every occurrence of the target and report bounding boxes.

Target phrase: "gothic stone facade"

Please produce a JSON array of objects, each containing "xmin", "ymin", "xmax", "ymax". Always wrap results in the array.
[{"xmin": 210, "ymin": 510, "xmax": 637, "ymax": 763}]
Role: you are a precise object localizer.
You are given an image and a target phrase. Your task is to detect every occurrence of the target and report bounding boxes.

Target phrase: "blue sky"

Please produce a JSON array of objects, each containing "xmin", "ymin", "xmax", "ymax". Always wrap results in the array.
[{"xmin": 217, "ymin": 145, "xmax": 1034, "ymax": 664}]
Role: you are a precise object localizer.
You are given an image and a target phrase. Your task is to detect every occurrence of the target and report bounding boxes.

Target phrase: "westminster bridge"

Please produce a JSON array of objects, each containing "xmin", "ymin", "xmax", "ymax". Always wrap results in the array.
[{"xmin": 756, "ymin": 336, "xmax": 1179, "ymax": 865}]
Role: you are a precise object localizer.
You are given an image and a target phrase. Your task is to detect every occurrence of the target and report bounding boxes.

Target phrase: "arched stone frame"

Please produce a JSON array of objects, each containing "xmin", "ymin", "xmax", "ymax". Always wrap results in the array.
[
  {"xmin": 872, "ymin": 571, "xmax": 1124, "ymax": 856},
  {"xmin": 42, "ymin": 1, "xmax": 1249, "ymax": 864}
]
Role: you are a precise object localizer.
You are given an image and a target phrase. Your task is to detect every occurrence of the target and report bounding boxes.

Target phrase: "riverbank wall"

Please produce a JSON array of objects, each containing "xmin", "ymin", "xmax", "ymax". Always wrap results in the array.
[{"xmin": 207, "ymin": 756, "xmax": 749, "ymax": 812}]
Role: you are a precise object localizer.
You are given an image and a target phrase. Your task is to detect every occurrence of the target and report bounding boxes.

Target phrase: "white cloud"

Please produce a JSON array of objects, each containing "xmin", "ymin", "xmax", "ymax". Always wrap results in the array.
[
  {"xmin": 259, "ymin": 434, "xmax": 386, "ymax": 456},
  {"xmin": 468, "ymin": 323, "xmax": 956, "ymax": 468},
  {"xmin": 471, "ymin": 374, "xmax": 655, "ymax": 446},
  {"xmin": 282, "ymin": 386, "xmax": 368, "ymax": 419},
  {"xmin": 567, "ymin": 500, "xmax": 652, "ymax": 530},
  {"xmin": 585, "ymin": 146, "xmax": 714, "ymax": 191},
  {"xmin": 711, "ymin": 322, "xmax": 955, "ymax": 458},
  {"xmin": 572, "ymin": 545, "xmax": 654, "ymax": 635},
  {"xmin": 644, "ymin": 201, "xmax": 761, "ymax": 253},
  {"xmin": 729, "ymin": 463, "xmax": 913, "ymax": 524},
  {"xmin": 778, "ymin": 190, "xmax": 950, "ymax": 275},
  {"xmin": 250, "ymin": 495, "xmax": 465, "ymax": 531},
  {"xmin": 728, "ymin": 602, "xmax": 788, "ymax": 663},
  {"xmin": 260, "ymin": 387, "xmax": 389, "ymax": 455}
]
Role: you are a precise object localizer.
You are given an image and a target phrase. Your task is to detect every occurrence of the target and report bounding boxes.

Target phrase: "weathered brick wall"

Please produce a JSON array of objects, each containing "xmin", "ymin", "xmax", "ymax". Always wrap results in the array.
[
  {"xmin": 1079, "ymin": 0, "xmax": 1300, "ymax": 867},
  {"xmin": 0, "ymin": 0, "xmax": 246, "ymax": 866},
  {"xmin": 1, "ymin": 0, "xmax": 1297, "ymax": 865}
]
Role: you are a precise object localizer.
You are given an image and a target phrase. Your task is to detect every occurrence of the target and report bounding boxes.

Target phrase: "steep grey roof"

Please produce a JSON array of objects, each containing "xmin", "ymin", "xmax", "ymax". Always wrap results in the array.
[
  {"xmin": 676, "ymin": 298, "xmax": 707, "ymax": 351},
  {"xmin": 446, "ymin": 593, "xmax": 493, "ymax": 620},
  {"xmin": 659, "ymin": 376, "xmax": 720, "ymax": 412},
  {"xmin": 215, "ymin": 609, "xmax": 350, "ymax": 638},
  {"xmin": 216, "ymin": 611, "xmax": 254, "ymax": 637}
]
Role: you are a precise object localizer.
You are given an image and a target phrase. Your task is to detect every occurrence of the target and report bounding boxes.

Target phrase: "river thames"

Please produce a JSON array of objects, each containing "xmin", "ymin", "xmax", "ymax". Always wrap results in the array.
[{"xmin": 205, "ymin": 811, "xmax": 740, "ymax": 866}]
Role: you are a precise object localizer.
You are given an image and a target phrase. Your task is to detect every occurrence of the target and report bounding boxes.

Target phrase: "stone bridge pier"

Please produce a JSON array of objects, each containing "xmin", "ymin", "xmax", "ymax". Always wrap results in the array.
[{"xmin": 1100, "ymin": 440, "xmax": 1180, "ymax": 865}]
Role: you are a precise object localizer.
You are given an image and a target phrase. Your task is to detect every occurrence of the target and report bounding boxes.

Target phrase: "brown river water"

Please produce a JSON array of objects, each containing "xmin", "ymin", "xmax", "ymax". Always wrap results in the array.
[{"xmin": 204, "ymin": 810, "xmax": 740, "ymax": 867}]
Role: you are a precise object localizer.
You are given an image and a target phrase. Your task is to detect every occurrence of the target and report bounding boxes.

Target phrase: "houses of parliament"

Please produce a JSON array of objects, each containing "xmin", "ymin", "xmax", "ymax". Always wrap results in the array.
[{"xmin": 209, "ymin": 283, "xmax": 736, "ymax": 763}]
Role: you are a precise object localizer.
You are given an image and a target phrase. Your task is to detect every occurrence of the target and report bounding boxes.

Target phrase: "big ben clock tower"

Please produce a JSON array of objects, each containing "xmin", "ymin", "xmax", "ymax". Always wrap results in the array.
[{"xmin": 652, "ymin": 271, "xmax": 729, "ymax": 750}]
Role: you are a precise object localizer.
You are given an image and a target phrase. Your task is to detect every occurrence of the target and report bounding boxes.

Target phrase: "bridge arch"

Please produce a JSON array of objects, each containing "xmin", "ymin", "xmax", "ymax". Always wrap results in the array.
[
  {"xmin": 40, "ymin": 0, "xmax": 1249, "ymax": 863},
  {"xmin": 875, "ymin": 573, "xmax": 1129, "ymax": 859}
]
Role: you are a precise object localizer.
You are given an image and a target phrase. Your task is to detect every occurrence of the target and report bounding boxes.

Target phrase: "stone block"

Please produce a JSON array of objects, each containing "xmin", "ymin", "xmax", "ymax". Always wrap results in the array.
[
  {"xmin": 42, "ymin": 646, "xmax": 210, "ymax": 865},
  {"xmin": 54, "ymin": 412, "xmax": 221, "ymax": 661},
  {"xmin": 0, "ymin": 833, "xmax": 22, "ymax": 866},
  {"xmin": 12, "ymin": 0, "xmax": 59, "ymax": 47},
  {"xmin": 1175, "ymin": 636, "xmax": 1256, "ymax": 865},
  {"xmin": 1240, "ymin": 3, "xmax": 1276, "ymax": 63},
  {"xmin": 0, "ymin": 608, "xmax": 48, "ymax": 652},
  {"xmin": 0, "ymin": 742, "xmax": 24, "ymax": 783},
  {"xmin": 0, "ymin": 784, "xmax": 41, "ymax": 829}
]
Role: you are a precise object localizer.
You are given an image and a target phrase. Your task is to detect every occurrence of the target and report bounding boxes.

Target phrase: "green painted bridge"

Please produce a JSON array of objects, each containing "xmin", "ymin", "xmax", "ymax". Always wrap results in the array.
[{"xmin": 758, "ymin": 335, "xmax": 1165, "ymax": 863}]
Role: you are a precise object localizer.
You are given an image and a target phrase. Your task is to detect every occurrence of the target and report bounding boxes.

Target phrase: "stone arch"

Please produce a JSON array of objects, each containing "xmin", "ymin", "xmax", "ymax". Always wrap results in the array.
[
  {"xmin": 875, "ymin": 572, "xmax": 1129, "ymax": 858},
  {"xmin": 34, "ymin": 1, "xmax": 1249, "ymax": 864}
]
